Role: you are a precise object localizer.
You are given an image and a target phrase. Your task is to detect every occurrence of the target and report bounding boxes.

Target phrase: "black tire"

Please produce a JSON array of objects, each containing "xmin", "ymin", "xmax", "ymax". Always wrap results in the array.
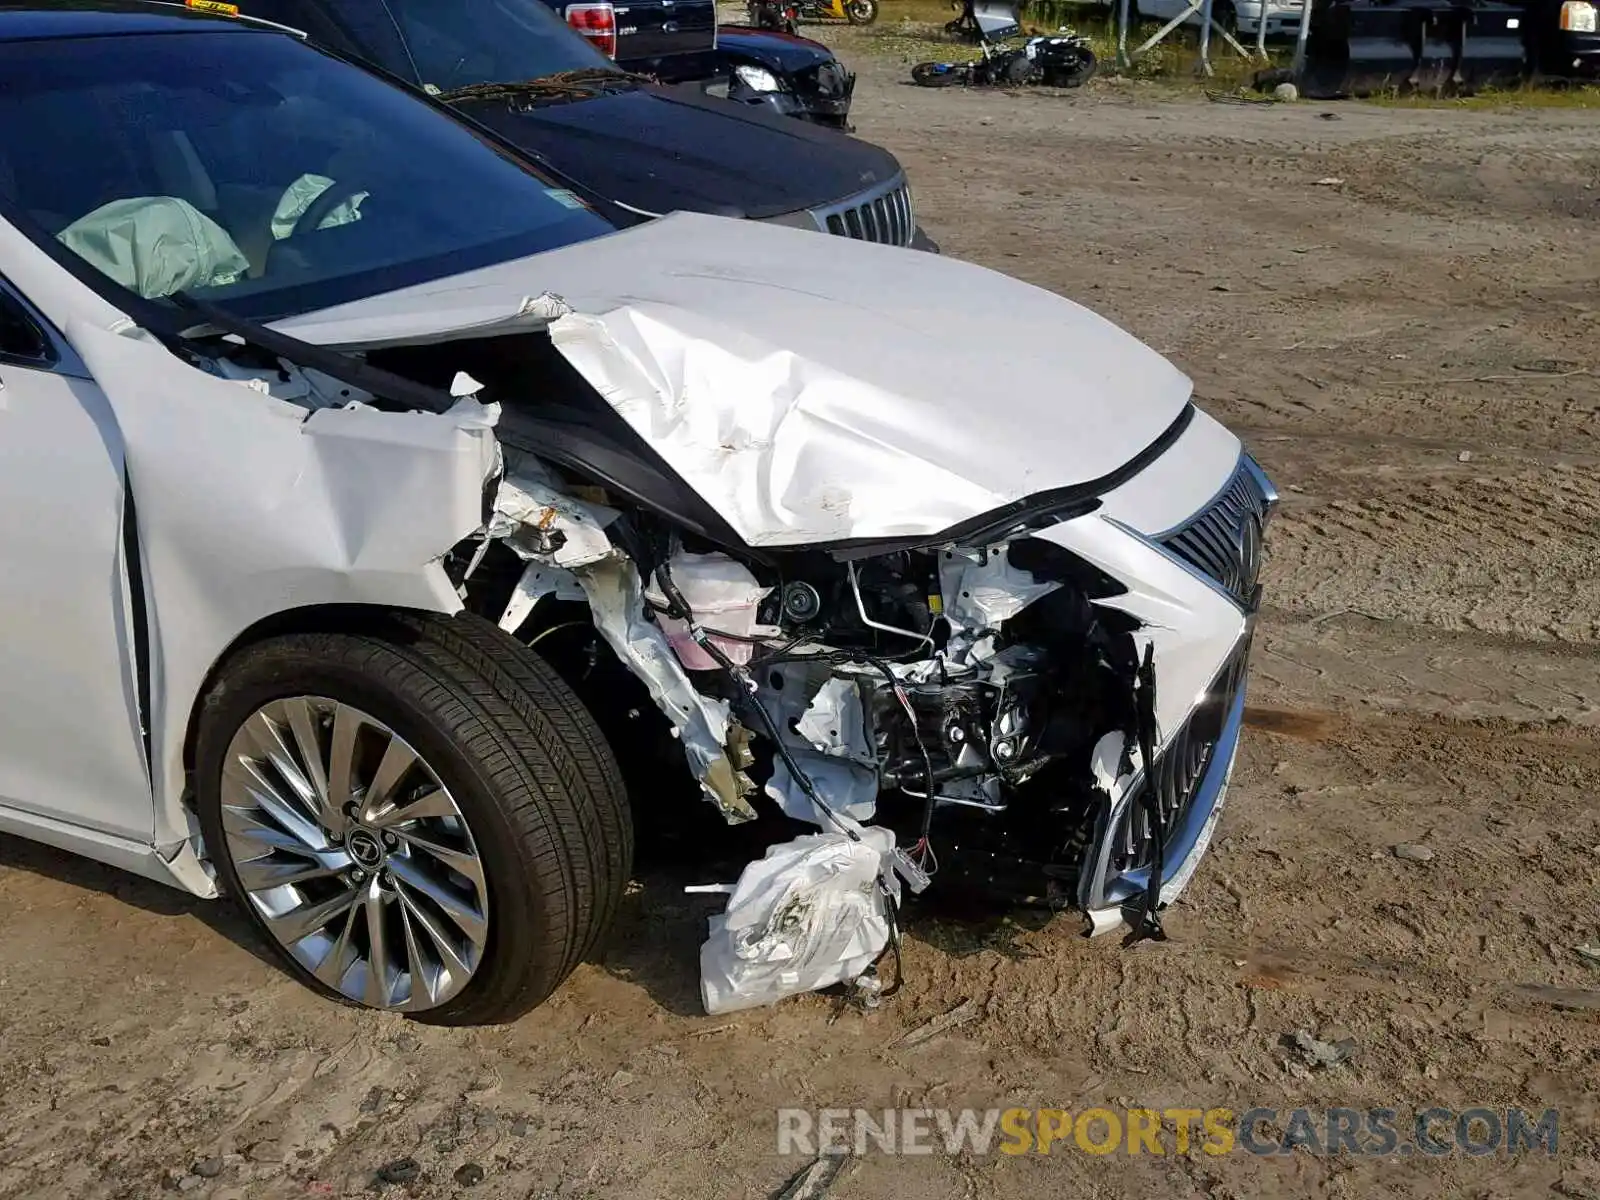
[
  {"xmin": 1061, "ymin": 47, "xmax": 1097, "ymax": 87},
  {"xmin": 913, "ymin": 60, "xmax": 966, "ymax": 86},
  {"xmin": 845, "ymin": 0, "xmax": 877, "ymax": 24},
  {"xmin": 999, "ymin": 51, "xmax": 1037, "ymax": 86},
  {"xmin": 195, "ymin": 610, "xmax": 632, "ymax": 1026}
]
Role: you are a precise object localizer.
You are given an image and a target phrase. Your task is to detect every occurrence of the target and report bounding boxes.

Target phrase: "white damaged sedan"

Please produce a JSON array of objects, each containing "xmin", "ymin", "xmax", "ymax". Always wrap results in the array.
[{"xmin": 0, "ymin": 5, "xmax": 1274, "ymax": 1023}]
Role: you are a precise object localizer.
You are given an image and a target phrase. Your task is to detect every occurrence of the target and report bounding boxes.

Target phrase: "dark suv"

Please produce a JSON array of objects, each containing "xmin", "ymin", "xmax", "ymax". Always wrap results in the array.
[
  {"xmin": 240, "ymin": 0, "xmax": 935, "ymax": 250},
  {"xmin": 535, "ymin": 0, "xmax": 856, "ymax": 127}
]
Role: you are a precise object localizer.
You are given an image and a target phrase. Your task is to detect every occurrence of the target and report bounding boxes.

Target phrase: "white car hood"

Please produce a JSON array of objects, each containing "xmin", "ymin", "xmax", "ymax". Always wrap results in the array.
[{"xmin": 277, "ymin": 213, "xmax": 1192, "ymax": 547}]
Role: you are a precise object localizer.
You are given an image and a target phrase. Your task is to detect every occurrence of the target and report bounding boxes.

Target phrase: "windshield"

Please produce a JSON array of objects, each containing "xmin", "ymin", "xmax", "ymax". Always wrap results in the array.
[
  {"xmin": 384, "ymin": 0, "xmax": 617, "ymax": 92},
  {"xmin": 0, "ymin": 29, "xmax": 615, "ymax": 322}
]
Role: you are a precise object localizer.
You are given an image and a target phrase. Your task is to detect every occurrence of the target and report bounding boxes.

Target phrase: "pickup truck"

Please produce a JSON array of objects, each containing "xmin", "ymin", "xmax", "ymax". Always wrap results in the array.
[
  {"xmin": 547, "ymin": 0, "xmax": 856, "ymax": 126},
  {"xmin": 240, "ymin": 0, "xmax": 932, "ymax": 248}
]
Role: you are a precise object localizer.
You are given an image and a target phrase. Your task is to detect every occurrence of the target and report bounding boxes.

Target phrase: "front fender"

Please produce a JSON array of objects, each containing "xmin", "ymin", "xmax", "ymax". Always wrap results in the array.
[{"xmin": 69, "ymin": 322, "xmax": 499, "ymax": 849}]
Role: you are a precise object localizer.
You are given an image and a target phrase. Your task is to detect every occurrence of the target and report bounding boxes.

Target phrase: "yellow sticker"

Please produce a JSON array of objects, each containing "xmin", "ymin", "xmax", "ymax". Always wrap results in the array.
[{"xmin": 186, "ymin": 0, "xmax": 241, "ymax": 14}]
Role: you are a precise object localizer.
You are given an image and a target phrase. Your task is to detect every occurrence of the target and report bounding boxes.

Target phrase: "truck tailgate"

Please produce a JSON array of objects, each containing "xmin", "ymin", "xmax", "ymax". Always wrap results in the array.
[{"xmin": 605, "ymin": 0, "xmax": 717, "ymax": 58}]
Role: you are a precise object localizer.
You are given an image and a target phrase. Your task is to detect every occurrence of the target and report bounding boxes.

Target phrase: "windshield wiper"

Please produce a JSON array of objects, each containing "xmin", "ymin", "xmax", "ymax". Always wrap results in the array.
[
  {"xmin": 168, "ymin": 292, "xmax": 456, "ymax": 415},
  {"xmin": 435, "ymin": 68, "xmax": 649, "ymax": 105}
]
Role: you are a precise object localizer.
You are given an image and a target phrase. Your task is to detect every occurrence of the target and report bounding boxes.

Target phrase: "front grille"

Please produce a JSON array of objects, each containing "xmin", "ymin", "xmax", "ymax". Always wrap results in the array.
[
  {"xmin": 1157, "ymin": 456, "xmax": 1273, "ymax": 607},
  {"xmin": 816, "ymin": 178, "xmax": 914, "ymax": 247},
  {"xmin": 1110, "ymin": 650, "xmax": 1248, "ymax": 876}
]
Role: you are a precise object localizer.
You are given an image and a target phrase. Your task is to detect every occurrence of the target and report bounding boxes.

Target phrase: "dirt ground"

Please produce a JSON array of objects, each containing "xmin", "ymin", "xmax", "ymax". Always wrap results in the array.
[{"xmin": 4, "ymin": 28, "xmax": 1600, "ymax": 1200}]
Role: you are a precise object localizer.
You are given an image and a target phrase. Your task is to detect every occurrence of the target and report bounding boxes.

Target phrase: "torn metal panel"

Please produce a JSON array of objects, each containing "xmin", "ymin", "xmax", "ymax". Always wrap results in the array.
[
  {"xmin": 498, "ymin": 563, "xmax": 586, "ymax": 634},
  {"xmin": 68, "ymin": 320, "xmax": 500, "ymax": 850},
  {"xmin": 795, "ymin": 677, "xmax": 873, "ymax": 766},
  {"xmin": 208, "ymin": 354, "xmax": 377, "ymax": 411},
  {"xmin": 489, "ymin": 455, "xmax": 619, "ymax": 570},
  {"xmin": 566, "ymin": 555, "xmax": 757, "ymax": 822},
  {"xmin": 765, "ymin": 752, "xmax": 878, "ymax": 825},
  {"xmin": 487, "ymin": 460, "xmax": 759, "ymax": 821},
  {"xmin": 939, "ymin": 543, "xmax": 1061, "ymax": 632},
  {"xmin": 694, "ymin": 824, "xmax": 896, "ymax": 1015},
  {"xmin": 757, "ymin": 664, "xmax": 877, "ymax": 824}
]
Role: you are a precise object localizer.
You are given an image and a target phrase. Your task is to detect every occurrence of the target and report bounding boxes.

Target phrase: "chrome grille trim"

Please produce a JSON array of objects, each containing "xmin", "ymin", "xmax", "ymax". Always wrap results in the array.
[
  {"xmin": 1082, "ymin": 637, "xmax": 1253, "ymax": 913},
  {"xmin": 1110, "ymin": 650, "xmax": 1249, "ymax": 880},
  {"xmin": 810, "ymin": 174, "xmax": 914, "ymax": 247},
  {"xmin": 1156, "ymin": 454, "xmax": 1275, "ymax": 607}
]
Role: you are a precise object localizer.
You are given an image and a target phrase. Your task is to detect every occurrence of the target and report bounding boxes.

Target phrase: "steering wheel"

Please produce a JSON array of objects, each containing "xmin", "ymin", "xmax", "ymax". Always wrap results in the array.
[{"xmin": 288, "ymin": 179, "xmax": 367, "ymax": 241}]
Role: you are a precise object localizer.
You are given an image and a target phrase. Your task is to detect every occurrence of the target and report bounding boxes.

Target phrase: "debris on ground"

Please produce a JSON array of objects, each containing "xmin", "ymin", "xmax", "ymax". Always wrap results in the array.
[
  {"xmin": 1577, "ymin": 945, "xmax": 1600, "ymax": 966},
  {"xmin": 358, "ymin": 1087, "xmax": 390, "ymax": 1114},
  {"xmin": 893, "ymin": 998, "xmax": 978, "ymax": 1048},
  {"xmin": 1457, "ymin": 450, "xmax": 1473, "ymax": 463},
  {"xmin": 1273, "ymin": 82, "xmax": 1299, "ymax": 101},
  {"xmin": 376, "ymin": 1157, "xmax": 422, "ymax": 1186},
  {"xmin": 454, "ymin": 1163, "xmax": 487, "ymax": 1187},
  {"xmin": 695, "ymin": 828, "xmax": 900, "ymax": 1015},
  {"xmin": 1391, "ymin": 843, "xmax": 1435, "ymax": 862},
  {"xmin": 1314, "ymin": 177, "xmax": 1345, "ymax": 187},
  {"xmin": 772, "ymin": 1151, "xmax": 852, "ymax": 1200},
  {"xmin": 1284, "ymin": 1029, "xmax": 1357, "ymax": 1070}
]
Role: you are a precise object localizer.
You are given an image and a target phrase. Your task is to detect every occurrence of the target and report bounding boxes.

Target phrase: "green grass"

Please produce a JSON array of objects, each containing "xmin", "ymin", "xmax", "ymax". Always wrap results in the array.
[
  {"xmin": 858, "ymin": 0, "xmax": 1282, "ymax": 85},
  {"xmin": 1363, "ymin": 82, "xmax": 1600, "ymax": 109}
]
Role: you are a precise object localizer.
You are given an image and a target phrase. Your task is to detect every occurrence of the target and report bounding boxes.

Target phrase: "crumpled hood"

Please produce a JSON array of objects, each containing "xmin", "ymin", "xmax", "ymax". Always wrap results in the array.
[
  {"xmin": 276, "ymin": 213, "xmax": 1192, "ymax": 547},
  {"xmin": 450, "ymin": 86, "xmax": 894, "ymax": 220}
]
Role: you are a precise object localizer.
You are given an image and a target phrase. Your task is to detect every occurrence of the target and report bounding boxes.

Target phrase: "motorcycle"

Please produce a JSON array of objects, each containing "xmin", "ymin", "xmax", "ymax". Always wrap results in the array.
[
  {"xmin": 912, "ymin": 25, "xmax": 1098, "ymax": 87},
  {"xmin": 747, "ymin": 0, "xmax": 877, "ymax": 29}
]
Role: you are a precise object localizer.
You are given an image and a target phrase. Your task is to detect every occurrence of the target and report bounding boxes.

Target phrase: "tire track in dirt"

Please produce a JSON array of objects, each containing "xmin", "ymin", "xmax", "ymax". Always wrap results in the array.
[{"xmin": 1262, "ymin": 462, "xmax": 1600, "ymax": 643}]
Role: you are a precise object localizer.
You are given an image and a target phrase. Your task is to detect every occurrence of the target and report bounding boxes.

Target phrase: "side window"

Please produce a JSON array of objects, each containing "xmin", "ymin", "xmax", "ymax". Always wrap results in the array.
[{"xmin": 0, "ymin": 286, "xmax": 50, "ymax": 366}]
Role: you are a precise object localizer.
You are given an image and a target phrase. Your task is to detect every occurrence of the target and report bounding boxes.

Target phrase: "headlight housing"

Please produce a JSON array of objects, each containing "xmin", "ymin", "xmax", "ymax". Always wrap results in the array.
[
  {"xmin": 733, "ymin": 65, "xmax": 784, "ymax": 93},
  {"xmin": 1561, "ymin": 0, "xmax": 1597, "ymax": 31}
]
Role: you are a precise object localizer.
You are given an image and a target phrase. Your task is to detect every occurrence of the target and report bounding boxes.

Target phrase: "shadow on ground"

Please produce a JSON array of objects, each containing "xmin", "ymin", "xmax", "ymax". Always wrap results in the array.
[
  {"xmin": 594, "ymin": 797, "xmax": 1059, "ymax": 1016},
  {"xmin": 0, "ymin": 794, "xmax": 1051, "ymax": 1021},
  {"xmin": 0, "ymin": 833, "xmax": 286, "ymax": 974}
]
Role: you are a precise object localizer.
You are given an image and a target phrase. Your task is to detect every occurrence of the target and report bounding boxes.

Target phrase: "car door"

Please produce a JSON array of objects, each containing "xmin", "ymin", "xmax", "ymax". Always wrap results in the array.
[{"xmin": 0, "ymin": 276, "xmax": 154, "ymax": 841}]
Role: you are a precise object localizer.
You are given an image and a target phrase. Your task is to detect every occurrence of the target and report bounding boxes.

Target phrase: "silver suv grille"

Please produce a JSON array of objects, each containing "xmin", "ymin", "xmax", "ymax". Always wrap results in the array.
[
  {"xmin": 813, "ymin": 177, "xmax": 914, "ymax": 247},
  {"xmin": 1157, "ymin": 456, "xmax": 1274, "ymax": 607}
]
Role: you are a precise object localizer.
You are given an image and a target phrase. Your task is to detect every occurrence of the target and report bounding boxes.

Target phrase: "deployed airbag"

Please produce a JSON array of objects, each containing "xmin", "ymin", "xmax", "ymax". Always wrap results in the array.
[{"xmin": 57, "ymin": 196, "xmax": 248, "ymax": 299}]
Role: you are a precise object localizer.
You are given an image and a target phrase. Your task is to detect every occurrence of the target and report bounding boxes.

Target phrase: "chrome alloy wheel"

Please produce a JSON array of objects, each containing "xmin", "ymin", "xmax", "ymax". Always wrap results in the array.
[{"xmin": 219, "ymin": 697, "xmax": 490, "ymax": 1011}]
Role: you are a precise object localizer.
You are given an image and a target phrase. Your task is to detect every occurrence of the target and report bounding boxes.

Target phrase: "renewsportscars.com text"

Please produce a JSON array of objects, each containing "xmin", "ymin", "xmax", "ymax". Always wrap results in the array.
[{"xmin": 776, "ymin": 1106, "xmax": 1559, "ymax": 1158}]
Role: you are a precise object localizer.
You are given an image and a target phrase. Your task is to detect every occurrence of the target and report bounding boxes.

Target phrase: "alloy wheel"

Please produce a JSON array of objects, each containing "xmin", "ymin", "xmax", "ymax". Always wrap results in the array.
[{"xmin": 218, "ymin": 697, "xmax": 490, "ymax": 1011}]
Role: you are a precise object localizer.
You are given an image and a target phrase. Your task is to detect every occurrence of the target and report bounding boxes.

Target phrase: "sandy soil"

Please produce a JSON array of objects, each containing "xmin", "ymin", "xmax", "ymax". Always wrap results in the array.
[{"xmin": 3, "ymin": 34, "xmax": 1599, "ymax": 1200}]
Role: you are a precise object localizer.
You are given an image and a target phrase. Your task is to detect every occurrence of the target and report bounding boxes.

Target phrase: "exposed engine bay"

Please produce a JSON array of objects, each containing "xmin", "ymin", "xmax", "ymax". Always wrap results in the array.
[{"xmin": 166, "ymin": 217, "xmax": 1274, "ymax": 1014}]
